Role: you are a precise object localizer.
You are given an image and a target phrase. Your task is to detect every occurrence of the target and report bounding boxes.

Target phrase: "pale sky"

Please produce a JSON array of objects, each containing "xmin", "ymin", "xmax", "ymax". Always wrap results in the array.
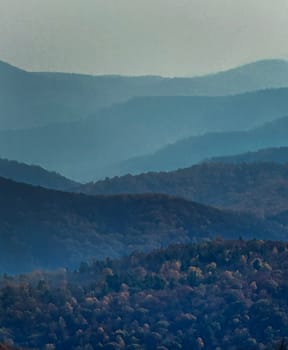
[{"xmin": 0, "ymin": 0, "xmax": 288, "ymax": 76}]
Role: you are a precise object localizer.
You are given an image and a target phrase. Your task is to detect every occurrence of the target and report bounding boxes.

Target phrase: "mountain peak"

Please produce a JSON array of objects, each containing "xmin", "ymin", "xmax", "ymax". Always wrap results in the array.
[
  {"xmin": 212, "ymin": 58, "xmax": 288, "ymax": 82},
  {"xmin": 235, "ymin": 58, "xmax": 288, "ymax": 69},
  {"xmin": 0, "ymin": 60, "xmax": 27, "ymax": 75}
]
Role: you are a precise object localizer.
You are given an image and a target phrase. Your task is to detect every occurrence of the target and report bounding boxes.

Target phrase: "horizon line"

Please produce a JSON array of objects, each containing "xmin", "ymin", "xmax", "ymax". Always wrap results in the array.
[{"xmin": 1, "ymin": 57, "xmax": 288, "ymax": 79}]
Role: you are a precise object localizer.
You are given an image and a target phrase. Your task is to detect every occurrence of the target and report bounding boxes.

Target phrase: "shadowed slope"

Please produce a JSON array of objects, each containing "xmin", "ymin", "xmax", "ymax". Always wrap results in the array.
[
  {"xmin": 81, "ymin": 162, "xmax": 288, "ymax": 217},
  {"xmin": 0, "ymin": 177, "xmax": 285, "ymax": 273}
]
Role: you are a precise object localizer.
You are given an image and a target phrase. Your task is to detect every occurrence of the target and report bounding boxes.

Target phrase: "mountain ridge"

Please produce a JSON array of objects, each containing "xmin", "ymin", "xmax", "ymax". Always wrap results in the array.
[
  {"xmin": 0, "ymin": 176, "xmax": 285, "ymax": 274},
  {"xmin": 103, "ymin": 115, "xmax": 288, "ymax": 178},
  {"xmin": 80, "ymin": 161, "xmax": 288, "ymax": 217},
  {"xmin": 208, "ymin": 146, "xmax": 288, "ymax": 164},
  {"xmin": 2, "ymin": 89, "xmax": 288, "ymax": 180},
  {"xmin": 1, "ymin": 58, "xmax": 288, "ymax": 130},
  {"xmin": 3, "ymin": 57, "xmax": 288, "ymax": 81},
  {"xmin": 0, "ymin": 157, "xmax": 78, "ymax": 190}
]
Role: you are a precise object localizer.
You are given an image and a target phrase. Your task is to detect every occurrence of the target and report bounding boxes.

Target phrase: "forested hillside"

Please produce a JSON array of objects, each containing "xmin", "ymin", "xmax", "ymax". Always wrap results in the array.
[
  {"xmin": 1, "ymin": 240, "xmax": 288, "ymax": 350},
  {"xmin": 81, "ymin": 162, "xmax": 288, "ymax": 216},
  {"xmin": 0, "ymin": 176, "xmax": 285, "ymax": 274}
]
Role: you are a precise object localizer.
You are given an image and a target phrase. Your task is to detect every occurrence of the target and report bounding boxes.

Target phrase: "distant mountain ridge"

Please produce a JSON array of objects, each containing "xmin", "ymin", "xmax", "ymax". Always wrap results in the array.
[
  {"xmin": 2, "ymin": 89, "xmax": 288, "ymax": 180},
  {"xmin": 208, "ymin": 146, "xmax": 288, "ymax": 164},
  {"xmin": 0, "ymin": 176, "xmax": 285, "ymax": 274},
  {"xmin": 1, "ymin": 58, "xmax": 288, "ymax": 130},
  {"xmin": 0, "ymin": 158, "xmax": 78, "ymax": 190},
  {"xmin": 105, "ymin": 115, "xmax": 288, "ymax": 177},
  {"xmin": 80, "ymin": 162, "xmax": 288, "ymax": 217}
]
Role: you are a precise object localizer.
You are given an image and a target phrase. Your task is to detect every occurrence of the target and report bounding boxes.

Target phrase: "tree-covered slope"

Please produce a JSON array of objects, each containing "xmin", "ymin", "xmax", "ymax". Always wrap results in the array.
[
  {"xmin": 80, "ymin": 162, "xmax": 288, "ymax": 217},
  {"xmin": 1, "ymin": 240, "xmax": 288, "ymax": 349},
  {"xmin": 0, "ymin": 177, "xmax": 284, "ymax": 274}
]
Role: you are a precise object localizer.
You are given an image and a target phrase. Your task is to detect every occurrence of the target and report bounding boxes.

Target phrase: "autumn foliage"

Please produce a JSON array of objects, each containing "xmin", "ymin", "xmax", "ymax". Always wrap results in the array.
[{"xmin": 0, "ymin": 240, "xmax": 288, "ymax": 349}]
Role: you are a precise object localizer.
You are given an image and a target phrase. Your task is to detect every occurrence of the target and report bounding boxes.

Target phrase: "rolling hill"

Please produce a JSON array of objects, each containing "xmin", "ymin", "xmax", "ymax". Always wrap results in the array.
[
  {"xmin": 80, "ymin": 162, "xmax": 288, "ymax": 217},
  {"xmin": 1, "ymin": 59, "xmax": 288, "ymax": 130},
  {"xmin": 0, "ymin": 158, "xmax": 77, "ymax": 190},
  {"xmin": 2, "ymin": 89, "xmax": 288, "ymax": 181},
  {"xmin": 0, "ymin": 177, "xmax": 285, "ymax": 274},
  {"xmin": 104, "ymin": 115, "xmax": 288, "ymax": 177}
]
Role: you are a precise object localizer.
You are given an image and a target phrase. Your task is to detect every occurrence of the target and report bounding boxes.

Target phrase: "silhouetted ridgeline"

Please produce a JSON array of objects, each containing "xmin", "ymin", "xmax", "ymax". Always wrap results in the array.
[
  {"xmin": 0, "ymin": 158, "xmax": 78, "ymax": 190},
  {"xmin": 1, "ymin": 59, "xmax": 288, "ymax": 130},
  {"xmin": 0, "ymin": 240, "xmax": 288, "ymax": 349},
  {"xmin": 0, "ymin": 176, "xmax": 286, "ymax": 274},
  {"xmin": 104, "ymin": 115, "xmax": 288, "ymax": 177},
  {"xmin": 208, "ymin": 146, "xmax": 288, "ymax": 164},
  {"xmin": 2, "ymin": 88, "xmax": 288, "ymax": 181},
  {"xmin": 80, "ymin": 162, "xmax": 288, "ymax": 216}
]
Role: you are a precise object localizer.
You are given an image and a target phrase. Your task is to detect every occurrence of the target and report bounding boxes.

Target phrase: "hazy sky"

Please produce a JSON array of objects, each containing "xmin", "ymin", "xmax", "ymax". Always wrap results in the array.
[{"xmin": 0, "ymin": 0, "xmax": 288, "ymax": 76}]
